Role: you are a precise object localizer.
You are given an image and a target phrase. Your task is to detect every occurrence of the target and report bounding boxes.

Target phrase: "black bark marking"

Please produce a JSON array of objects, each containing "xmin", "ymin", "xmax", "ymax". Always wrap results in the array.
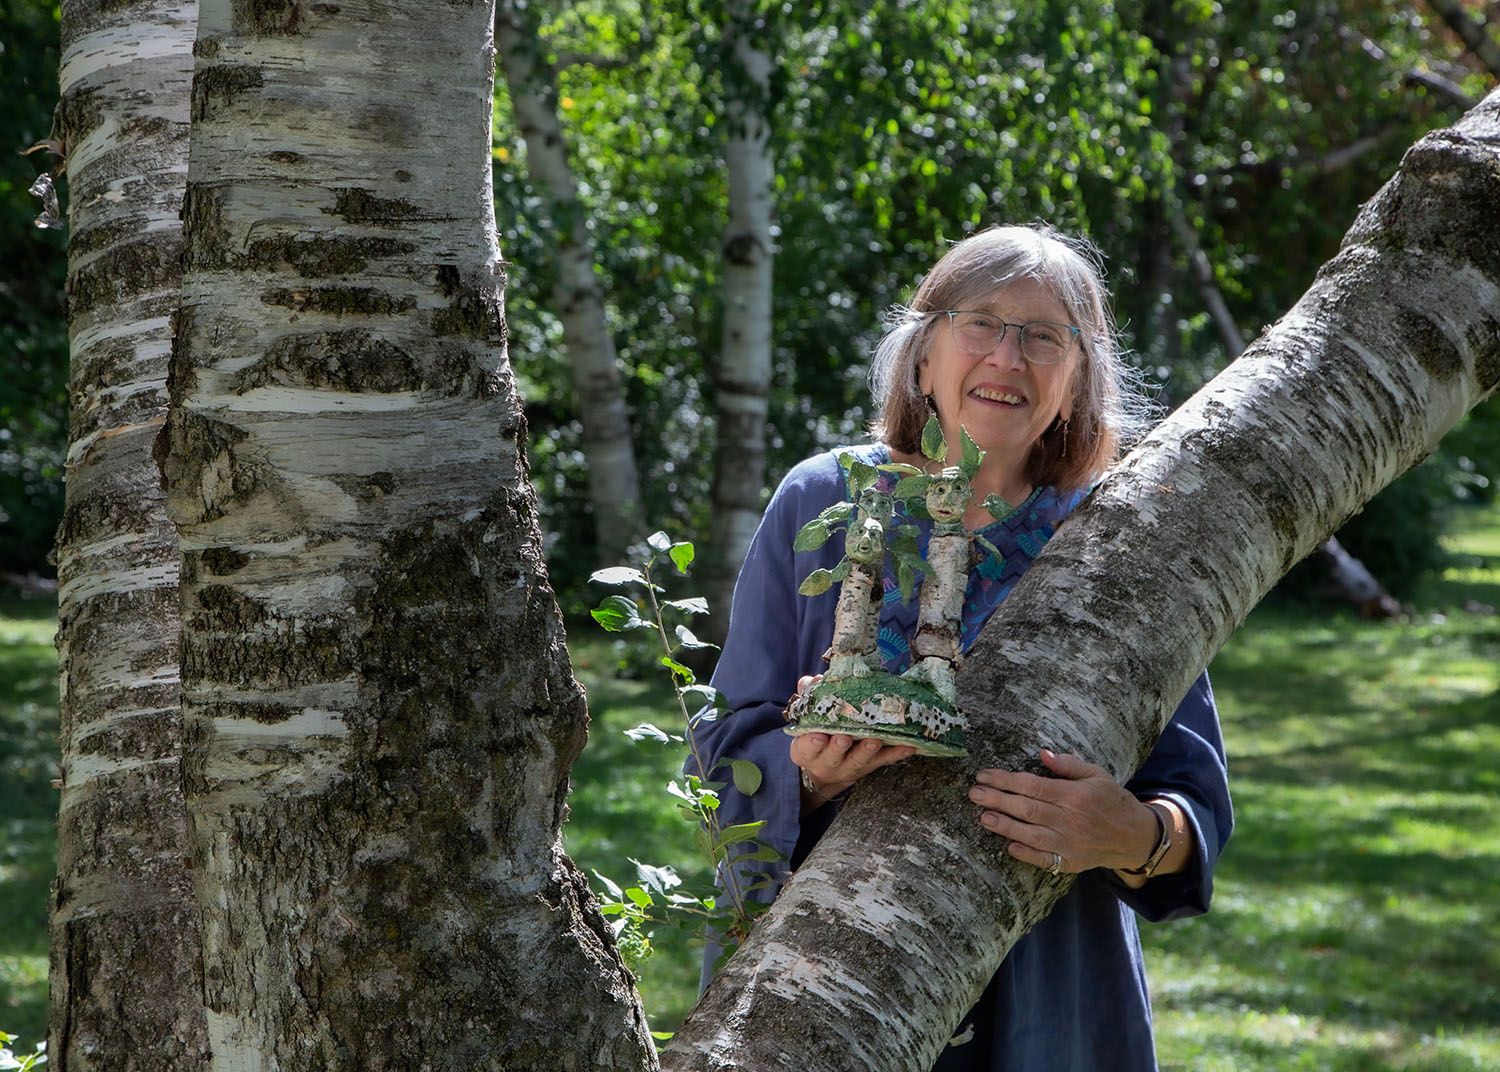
[
  {"xmin": 259, "ymin": 286, "xmax": 414, "ymax": 316},
  {"xmin": 66, "ymin": 235, "xmax": 183, "ymax": 319},
  {"xmin": 202, "ymin": 547, "xmax": 251, "ymax": 575},
  {"xmin": 328, "ymin": 188, "xmax": 427, "ymax": 224},
  {"xmin": 1468, "ymin": 317, "xmax": 1500, "ymax": 390},
  {"xmin": 232, "ymin": 0, "xmax": 302, "ymax": 34},
  {"xmin": 190, "ymin": 64, "xmax": 264, "ymax": 123},
  {"xmin": 1394, "ymin": 308, "xmax": 1464, "ymax": 383}
]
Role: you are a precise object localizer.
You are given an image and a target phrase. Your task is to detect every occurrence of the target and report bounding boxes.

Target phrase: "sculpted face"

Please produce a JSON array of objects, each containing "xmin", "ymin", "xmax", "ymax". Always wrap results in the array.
[
  {"xmin": 844, "ymin": 516, "xmax": 885, "ymax": 566},
  {"xmin": 856, "ymin": 487, "xmax": 894, "ymax": 524},
  {"xmin": 925, "ymin": 468, "xmax": 970, "ymax": 523}
]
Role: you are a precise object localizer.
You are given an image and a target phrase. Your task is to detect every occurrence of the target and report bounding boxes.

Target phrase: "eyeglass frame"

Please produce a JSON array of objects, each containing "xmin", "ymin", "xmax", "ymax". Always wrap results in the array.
[{"xmin": 931, "ymin": 309, "xmax": 1082, "ymax": 366}]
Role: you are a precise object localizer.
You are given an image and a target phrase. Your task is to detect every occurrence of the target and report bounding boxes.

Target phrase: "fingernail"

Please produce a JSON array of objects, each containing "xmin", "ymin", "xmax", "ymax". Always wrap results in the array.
[{"xmin": 1040, "ymin": 749, "xmax": 1055, "ymax": 761}]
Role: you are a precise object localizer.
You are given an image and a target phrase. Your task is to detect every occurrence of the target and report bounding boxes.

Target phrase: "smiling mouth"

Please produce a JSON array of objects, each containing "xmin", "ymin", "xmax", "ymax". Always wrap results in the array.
[{"xmin": 970, "ymin": 388, "xmax": 1026, "ymax": 406}]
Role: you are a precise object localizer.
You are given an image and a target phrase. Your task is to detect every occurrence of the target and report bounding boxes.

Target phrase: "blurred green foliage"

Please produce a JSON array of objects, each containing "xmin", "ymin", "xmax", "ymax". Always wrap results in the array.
[
  {"xmin": 2, "ymin": 0, "xmax": 1495, "ymax": 607},
  {"xmin": 0, "ymin": 0, "xmax": 67, "ymax": 575}
]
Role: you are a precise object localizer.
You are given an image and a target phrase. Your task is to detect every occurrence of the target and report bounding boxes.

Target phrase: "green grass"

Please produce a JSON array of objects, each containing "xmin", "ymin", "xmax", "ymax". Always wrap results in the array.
[
  {"xmin": 4, "ymin": 502, "xmax": 1498, "ymax": 1063},
  {"xmin": 0, "ymin": 593, "xmax": 57, "ymax": 1050}
]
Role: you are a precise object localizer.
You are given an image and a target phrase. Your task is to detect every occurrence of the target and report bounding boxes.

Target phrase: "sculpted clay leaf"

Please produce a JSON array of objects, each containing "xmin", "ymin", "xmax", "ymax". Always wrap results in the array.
[
  {"xmin": 893, "ymin": 474, "xmax": 931, "ymax": 500},
  {"xmin": 921, "ymin": 413, "xmax": 947, "ymax": 461},
  {"xmin": 798, "ymin": 568, "xmax": 835, "ymax": 596},
  {"xmin": 960, "ymin": 426, "xmax": 983, "ymax": 477},
  {"xmin": 793, "ymin": 519, "xmax": 833, "ymax": 551}
]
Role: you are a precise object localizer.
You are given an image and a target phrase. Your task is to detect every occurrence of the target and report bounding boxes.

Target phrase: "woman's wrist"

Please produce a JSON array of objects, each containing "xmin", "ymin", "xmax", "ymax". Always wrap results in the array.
[{"xmin": 799, "ymin": 768, "xmax": 850, "ymax": 808}]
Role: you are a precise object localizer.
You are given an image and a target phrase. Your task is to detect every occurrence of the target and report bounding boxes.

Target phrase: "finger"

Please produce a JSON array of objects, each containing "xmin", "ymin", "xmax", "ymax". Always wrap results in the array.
[
  {"xmin": 1039, "ymin": 749, "xmax": 1104, "ymax": 780},
  {"xmin": 789, "ymin": 733, "xmax": 829, "ymax": 768},
  {"xmin": 974, "ymin": 768, "xmax": 1056, "ymax": 800},
  {"xmin": 828, "ymin": 737, "xmax": 885, "ymax": 777},
  {"xmin": 812, "ymin": 733, "xmax": 854, "ymax": 771},
  {"xmin": 1005, "ymin": 838, "xmax": 1072, "ymax": 875},
  {"xmin": 977, "ymin": 808, "xmax": 1050, "ymax": 847},
  {"xmin": 969, "ymin": 785, "xmax": 1060, "ymax": 824},
  {"xmin": 865, "ymin": 745, "xmax": 918, "ymax": 771}
]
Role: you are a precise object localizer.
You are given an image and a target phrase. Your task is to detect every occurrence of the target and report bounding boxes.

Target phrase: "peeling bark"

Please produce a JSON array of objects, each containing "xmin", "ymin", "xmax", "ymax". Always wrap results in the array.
[
  {"xmin": 495, "ymin": 0, "xmax": 643, "ymax": 561},
  {"xmin": 159, "ymin": 1, "xmax": 656, "ymax": 1067},
  {"xmin": 49, "ymin": 1, "xmax": 209, "ymax": 1068},
  {"xmin": 703, "ymin": 0, "xmax": 775, "ymax": 644},
  {"xmin": 663, "ymin": 89, "xmax": 1500, "ymax": 1072}
]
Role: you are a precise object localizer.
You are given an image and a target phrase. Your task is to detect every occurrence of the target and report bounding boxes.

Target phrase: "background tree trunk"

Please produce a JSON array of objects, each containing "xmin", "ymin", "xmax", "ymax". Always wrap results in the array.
[
  {"xmin": 496, "ymin": 0, "xmax": 644, "ymax": 562},
  {"xmin": 49, "ymin": 1, "xmax": 207, "ymax": 1067},
  {"xmin": 663, "ymin": 89, "xmax": 1500, "ymax": 1072},
  {"xmin": 159, "ymin": 1, "xmax": 656, "ymax": 1067},
  {"xmin": 1426, "ymin": 0, "xmax": 1500, "ymax": 79},
  {"xmin": 703, "ymin": 0, "xmax": 775, "ymax": 643}
]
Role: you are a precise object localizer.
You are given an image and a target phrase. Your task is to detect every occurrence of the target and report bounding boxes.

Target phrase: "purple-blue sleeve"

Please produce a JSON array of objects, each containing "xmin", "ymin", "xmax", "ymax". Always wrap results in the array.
[
  {"xmin": 686, "ymin": 454, "xmax": 847, "ymax": 882},
  {"xmin": 1101, "ymin": 671, "xmax": 1233, "ymax": 922}
]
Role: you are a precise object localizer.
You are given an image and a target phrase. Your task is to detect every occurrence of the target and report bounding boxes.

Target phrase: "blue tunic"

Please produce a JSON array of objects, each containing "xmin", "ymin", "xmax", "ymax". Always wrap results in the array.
[{"xmin": 692, "ymin": 445, "xmax": 1233, "ymax": 1071}]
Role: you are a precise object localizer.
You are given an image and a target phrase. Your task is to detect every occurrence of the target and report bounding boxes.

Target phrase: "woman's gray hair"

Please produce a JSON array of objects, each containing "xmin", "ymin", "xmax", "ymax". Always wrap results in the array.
[{"xmin": 869, "ymin": 224, "xmax": 1155, "ymax": 490}]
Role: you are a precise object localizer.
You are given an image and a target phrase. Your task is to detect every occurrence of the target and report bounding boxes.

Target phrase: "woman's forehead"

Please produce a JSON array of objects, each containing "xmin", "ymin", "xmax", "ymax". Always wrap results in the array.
[{"xmin": 968, "ymin": 277, "xmax": 1071, "ymax": 321}]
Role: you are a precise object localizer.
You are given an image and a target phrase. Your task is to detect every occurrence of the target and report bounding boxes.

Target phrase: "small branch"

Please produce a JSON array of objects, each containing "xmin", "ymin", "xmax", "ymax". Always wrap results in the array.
[
  {"xmin": 1405, "ymin": 67, "xmax": 1480, "ymax": 109},
  {"xmin": 1426, "ymin": 0, "xmax": 1500, "ymax": 80}
]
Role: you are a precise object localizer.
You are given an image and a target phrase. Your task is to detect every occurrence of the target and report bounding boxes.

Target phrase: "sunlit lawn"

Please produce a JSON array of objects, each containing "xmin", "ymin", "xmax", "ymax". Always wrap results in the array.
[
  {"xmin": 2, "ymin": 503, "xmax": 1497, "ymax": 1064},
  {"xmin": 567, "ymin": 503, "xmax": 1500, "ymax": 1064}
]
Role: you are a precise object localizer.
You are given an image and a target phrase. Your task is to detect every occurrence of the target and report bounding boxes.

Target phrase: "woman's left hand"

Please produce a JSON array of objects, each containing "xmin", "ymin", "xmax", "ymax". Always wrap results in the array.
[{"xmin": 969, "ymin": 749, "xmax": 1158, "ymax": 875}]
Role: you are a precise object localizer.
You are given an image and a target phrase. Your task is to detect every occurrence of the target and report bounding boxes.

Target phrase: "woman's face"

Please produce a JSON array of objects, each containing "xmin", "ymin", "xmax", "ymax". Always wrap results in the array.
[{"xmin": 916, "ymin": 276, "xmax": 1078, "ymax": 479}]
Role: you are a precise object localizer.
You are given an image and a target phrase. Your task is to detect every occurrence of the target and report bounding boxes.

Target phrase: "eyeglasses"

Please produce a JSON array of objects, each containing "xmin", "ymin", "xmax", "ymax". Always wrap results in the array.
[{"xmin": 936, "ymin": 310, "xmax": 1081, "ymax": 365}]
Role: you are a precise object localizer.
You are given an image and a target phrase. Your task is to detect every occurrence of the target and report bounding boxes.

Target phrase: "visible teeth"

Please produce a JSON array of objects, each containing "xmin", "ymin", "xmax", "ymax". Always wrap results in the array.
[{"xmin": 973, "ymin": 388, "xmax": 1023, "ymax": 404}]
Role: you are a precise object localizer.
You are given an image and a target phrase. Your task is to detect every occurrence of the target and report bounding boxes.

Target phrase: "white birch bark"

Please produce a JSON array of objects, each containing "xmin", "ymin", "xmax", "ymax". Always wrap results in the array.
[
  {"xmin": 705, "ymin": 0, "xmax": 775, "ymax": 641},
  {"xmin": 662, "ymin": 89, "xmax": 1500, "ymax": 1072},
  {"xmin": 159, "ymin": 2, "xmax": 656, "ymax": 1067},
  {"xmin": 494, "ymin": 0, "xmax": 643, "ymax": 560},
  {"xmin": 49, "ymin": 1, "xmax": 208, "ymax": 1068}
]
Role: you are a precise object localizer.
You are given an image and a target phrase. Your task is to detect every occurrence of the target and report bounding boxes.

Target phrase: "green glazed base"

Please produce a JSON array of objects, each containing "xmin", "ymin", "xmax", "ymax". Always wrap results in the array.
[{"xmin": 783, "ymin": 670, "xmax": 968, "ymax": 758}]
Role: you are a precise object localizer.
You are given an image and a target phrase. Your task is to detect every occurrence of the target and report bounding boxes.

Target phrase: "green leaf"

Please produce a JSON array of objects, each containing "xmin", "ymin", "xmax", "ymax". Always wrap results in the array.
[
  {"xmin": 793, "ymin": 519, "xmax": 834, "ymax": 551},
  {"xmin": 675, "ymin": 624, "xmax": 717, "ymax": 651},
  {"xmin": 669, "ymin": 541, "xmax": 695, "ymax": 574},
  {"xmin": 650, "ymin": 1031, "xmax": 676, "ymax": 1041},
  {"xmin": 647, "ymin": 531, "xmax": 672, "ymax": 553},
  {"xmin": 921, "ymin": 414, "xmax": 947, "ymax": 461},
  {"xmin": 590, "ymin": 566, "xmax": 646, "ymax": 586},
  {"xmin": 728, "ymin": 759, "xmax": 763, "ymax": 796},
  {"xmin": 830, "ymin": 558, "xmax": 852, "ymax": 582},
  {"xmin": 876, "ymin": 462, "xmax": 924, "ymax": 475},
  {"xmin": 798, "ymin": 568, "xmax": 835, "ymax": 596},
  {"xmin": 631, "ymin": 859, "xmax": 682, "ymax": 895},
  {"xmin": 738, "ymin": 843, "xmax": 783, "ymax": 862},
  {"xmin": 624, "ymin": 722, "xmax": 679, "ymax": 744},
  {"xmin": 592, "ymin": 870, "xmax": 624, "ymax": 900},
  {"xmin": 713, "ymin": 820, "xmax": 767, "ymax": 850},
  {"xmin": 680, "ymin": 683, "xmax": 725, "ymax": 712},
  {"xmin": 897, "ymin": 560, "xmax": 916, "ymax": 603},
  {"xmin": 661, "ymin": 655, "xmax": 695, "ymax": 684},
  {"xmin": 974, "ymin": 533, "xmax": 1004, "ymax": 566},
  {"xmin": 959, "ymin": 425, "xmax": 983, "ymax": 476},
  {"xmin": 664, "ymin": 596, "xmax": 709, "ymax": 615},
  {"xmin": 625, "ymin": 886, "xmax": 654, "ymax": 908},
  {"xmin": 591, "ymin": 594, "xmax": 644, "ymax": 632}
]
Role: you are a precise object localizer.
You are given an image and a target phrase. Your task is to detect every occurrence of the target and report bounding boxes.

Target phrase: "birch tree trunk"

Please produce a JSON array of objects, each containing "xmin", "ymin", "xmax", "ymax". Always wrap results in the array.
[
  {"xmin": 703, "ymin": 0, "xmax": 775, "ymax": 643},
  {"xmin": 158, "ymin": 2, "xmax": 656, "ymax": 1067},
  {"xmin": 49, "ymin": 1, "xmax": 207, "ymax": 1068},
  {"xmin": 663, "ymin": 88, "xmax": 1500, "ymax": 1072},
  {"xmin": 495, "ymin": 0, "xmax": 643, "ymax": 561}
]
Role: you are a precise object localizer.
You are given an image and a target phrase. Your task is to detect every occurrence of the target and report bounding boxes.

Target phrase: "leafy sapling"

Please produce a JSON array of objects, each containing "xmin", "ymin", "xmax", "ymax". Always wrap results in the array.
[{"xmin": 588, "ymin": 531, "xmax": 784, "ymax": 966}]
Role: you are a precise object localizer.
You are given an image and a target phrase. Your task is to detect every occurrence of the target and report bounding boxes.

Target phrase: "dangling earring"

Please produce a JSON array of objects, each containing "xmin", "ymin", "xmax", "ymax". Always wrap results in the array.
[
  {"xmin": 1059, "ymin": 417, "xmax": 1071, "ymax": 459},
  {"xmin": 924, "ymin": 393, "xmax": 937, "ymax": 412}
]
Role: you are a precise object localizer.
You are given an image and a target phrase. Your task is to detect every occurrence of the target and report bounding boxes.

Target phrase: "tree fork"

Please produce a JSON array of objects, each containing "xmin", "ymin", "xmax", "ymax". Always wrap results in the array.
[{"xmin": 663, "ymin": 90, "xmax": 1500, "ymax": 1072}]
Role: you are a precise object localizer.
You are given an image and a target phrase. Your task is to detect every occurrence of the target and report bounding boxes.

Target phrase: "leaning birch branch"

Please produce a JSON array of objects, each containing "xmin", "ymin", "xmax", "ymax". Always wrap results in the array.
[{"xmin": 662, "ymin": 88, "xmax": 1500, "ymax": 1072}]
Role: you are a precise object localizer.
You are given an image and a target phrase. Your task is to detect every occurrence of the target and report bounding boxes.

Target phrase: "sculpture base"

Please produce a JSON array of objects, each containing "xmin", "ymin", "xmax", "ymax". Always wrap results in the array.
[{"xmin": 783, "ymin": 670, "xmax": 967, "ymax": 758}]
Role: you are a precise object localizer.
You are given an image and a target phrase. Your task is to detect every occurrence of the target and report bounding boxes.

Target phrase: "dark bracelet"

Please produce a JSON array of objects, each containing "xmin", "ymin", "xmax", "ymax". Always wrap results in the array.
[{"xmin": 1120, "ymin": 800, "xmax": 1173, "ymax": 877}]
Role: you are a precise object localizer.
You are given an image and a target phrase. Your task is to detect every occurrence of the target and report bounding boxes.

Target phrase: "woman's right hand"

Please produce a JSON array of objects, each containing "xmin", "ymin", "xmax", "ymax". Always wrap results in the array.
[{"xmin": 790, "ymin": 675, "xmax": 917, "ymax": 806}]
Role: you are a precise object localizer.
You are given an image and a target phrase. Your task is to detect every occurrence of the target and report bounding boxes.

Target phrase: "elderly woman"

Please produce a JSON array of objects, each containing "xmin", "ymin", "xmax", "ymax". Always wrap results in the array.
[{"xmin": 694, "ymin": 224, "xmax": 1232, "ymax": 1070}]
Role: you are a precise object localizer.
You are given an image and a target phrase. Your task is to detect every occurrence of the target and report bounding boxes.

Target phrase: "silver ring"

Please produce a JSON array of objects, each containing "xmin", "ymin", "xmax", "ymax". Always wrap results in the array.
[{"xmin": 1048, "ymin": 852, "xmax": 1062, "ymax": 876}]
